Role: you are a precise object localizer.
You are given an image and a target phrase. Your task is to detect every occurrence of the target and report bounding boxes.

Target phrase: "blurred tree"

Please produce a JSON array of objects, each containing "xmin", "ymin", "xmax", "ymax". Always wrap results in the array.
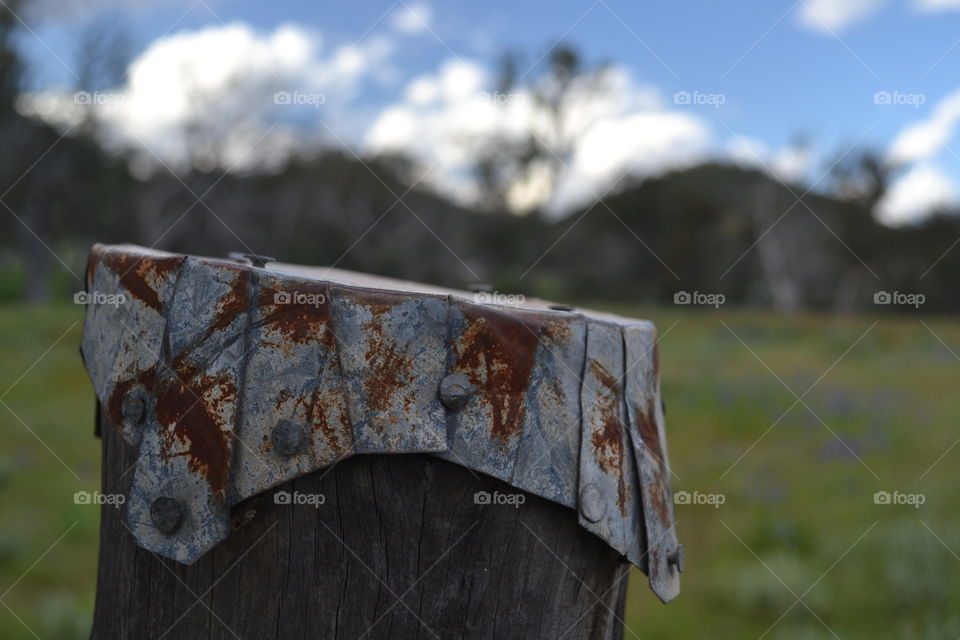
[
  {"xmin": 825, "ymin": 148, "xmax": 894, "ymax": 313},
  {"xmin": 74, "ymin": 15, "xmax": 131, "ymax": 93},
  {"xmin": 472, "ymin": 45, "xmax": 612, "ymax": 214},
  {"xmin": 0, "ymin": 1, "xmax": 137, "ymax": 303}
]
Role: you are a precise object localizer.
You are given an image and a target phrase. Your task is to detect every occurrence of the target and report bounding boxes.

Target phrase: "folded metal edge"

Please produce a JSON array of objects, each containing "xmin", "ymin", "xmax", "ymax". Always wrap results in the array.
[{"xmin": 623, "ymin": 323, "xmax": 681, "ymax": 603}]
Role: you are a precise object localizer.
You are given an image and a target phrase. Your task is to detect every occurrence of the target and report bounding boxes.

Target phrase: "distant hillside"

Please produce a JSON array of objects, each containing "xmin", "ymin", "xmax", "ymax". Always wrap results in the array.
[{"xmin": 3, "ymin": 113, "xmax": 959, "ymax": 313}]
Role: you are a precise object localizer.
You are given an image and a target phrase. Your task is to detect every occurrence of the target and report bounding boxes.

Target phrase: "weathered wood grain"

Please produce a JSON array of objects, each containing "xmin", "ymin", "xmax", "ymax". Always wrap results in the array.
[{"xmin": 91, "ymin": 415, "xmax": 631, "ymax": 640}]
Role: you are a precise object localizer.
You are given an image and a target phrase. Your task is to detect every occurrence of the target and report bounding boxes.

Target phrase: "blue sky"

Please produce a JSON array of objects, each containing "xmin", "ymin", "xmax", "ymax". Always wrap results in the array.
[{"xmin": 19, "ymin": 0, "xmax": 960, "ymax": 221}]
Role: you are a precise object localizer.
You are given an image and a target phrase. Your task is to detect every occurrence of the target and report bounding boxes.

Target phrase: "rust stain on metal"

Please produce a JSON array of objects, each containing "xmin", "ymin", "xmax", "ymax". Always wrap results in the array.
[
  {"xmin": 542, "ymin": 319, "xmax": 573, "ymax": 343},
  {"xmin": 454, "ymin": 307, "xmax": 542, "ymax": 441},
  {"xmin": 635, "ymin": 397, "xmax": 669, "ymax": 522},
  {"xmin": 154, "ymin": 356, "xmax": 237, "ymax": 497},
  {"xmin": 634, "ymin": 398, "xmax": 663, "ymax": 464},
  {"xmin": 301, "ymin": 385, "xmax": 351, "ymax": 440},
  {"xmin": 362, "ymin": 305, "xmax": 415, "ymax": 417},
  {"xmin": 589, "ymin": 359, "xmax": 627, "ymax": 514},
  {"xmin": 274, "ymin": 389, "xmax": 292, "ymax": 412},
  {"xmin": 256, "ymin": 283, "xmax": 350, "ymax": 442},
  {"xmin": 101, "ymin": 252, "xmax": 182, "ymax": 312},
  {"xmin": 256, "ymin": 282, "xmax": 329, "ymax": 348},
  {"xmin": 649, "ymin": 546, "xmax": 661, "ymax": 570},
  {"xmin": 204, "ymin": 271, "xmax": 251, "ymax": 338},
  {"xmin": 646, "ymin": 473, "xmax": 670, "ymax": 523}
]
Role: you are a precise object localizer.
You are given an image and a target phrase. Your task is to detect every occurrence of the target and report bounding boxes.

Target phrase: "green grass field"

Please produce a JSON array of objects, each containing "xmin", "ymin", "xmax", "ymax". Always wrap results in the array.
[{"xmin": 0, "ymin": 303, "xmax": 958, "ymax": 639}]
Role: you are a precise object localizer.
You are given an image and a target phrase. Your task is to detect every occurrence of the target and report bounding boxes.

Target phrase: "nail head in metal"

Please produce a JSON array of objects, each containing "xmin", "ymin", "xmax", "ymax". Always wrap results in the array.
[
  {"xmin": 468, "ymin": 283, "xmax": 494, "ymax": 293},
  {"xmin": 150, "ymin": 497, "xmax": 183, "ymax": 535},
  {"xmin": 579, "ymin": 483, "xmax": 606, "ymax": 523},
  {"xmin": 121, "ymin": 386, "xmax": 148, "ymax": 426},
  {"xmin": 439, "ymin": 374, "xmax": 474, "ymax": 410},
  {"xmin": 549, "ymin": 304, "xmax": 575, "ymax": 312},
  {"xmin": 229, "ymin": 252, "xmax": 275, "ymax": 268},
  {"xmin": 667, "ymin": 545, "xmax": 685, "ymax": 573},
  {"xmin": 271, "ymin": 420, "xmax": 306, "ymax": 456},
  {"xmin": 244, "ymin": 253, "xmax": 275, "ymax": 268}
]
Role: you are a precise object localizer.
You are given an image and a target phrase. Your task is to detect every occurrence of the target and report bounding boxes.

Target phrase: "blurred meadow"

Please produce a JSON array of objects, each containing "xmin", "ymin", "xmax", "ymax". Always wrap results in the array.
[{"xmin": 1, "ymin": 301, "xmax": 958, "ymax": 639}]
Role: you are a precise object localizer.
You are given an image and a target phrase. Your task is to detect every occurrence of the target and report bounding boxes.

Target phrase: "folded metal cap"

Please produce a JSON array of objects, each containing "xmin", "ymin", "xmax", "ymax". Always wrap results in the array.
[{"xmin": 80, "ymin": 244, "xmax": 682, "ymax": 603}]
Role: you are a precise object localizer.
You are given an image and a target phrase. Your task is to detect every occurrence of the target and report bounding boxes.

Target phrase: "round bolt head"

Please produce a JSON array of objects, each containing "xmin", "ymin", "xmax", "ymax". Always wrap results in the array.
[
  {"xmin": 271, "ymin": 420, "xmax": 306, "ymax": 456},
  {"xmin": 667, "ymin": 544, "xmax": 685, "ymax": 573},
  {"xmin": 150, "ymin": 497, "xmax": 183, "ymax": 535},
  {"xmin": 579, "ymin": 483, "xmax": 607, "ymax": 523},
  {"xmin": 121, "ymin": 386, "xmax": 148, "ymax": 426},
  {"xmin": 439, "ymin": 374, "xmax": 474, "ymax": 410}
]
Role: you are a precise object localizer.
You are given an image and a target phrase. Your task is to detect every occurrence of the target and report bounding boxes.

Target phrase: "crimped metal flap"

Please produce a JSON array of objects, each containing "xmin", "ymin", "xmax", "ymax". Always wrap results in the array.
[{"xmin": 623, "ymin": 324, "xmax": 681, "ymax": 603}]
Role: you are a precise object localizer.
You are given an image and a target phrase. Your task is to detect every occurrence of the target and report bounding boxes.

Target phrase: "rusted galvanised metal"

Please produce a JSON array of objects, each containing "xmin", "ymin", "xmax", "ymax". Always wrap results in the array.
[{"xmin": 81, "ymin": 244, "xmax": 682, "ymax": 602}]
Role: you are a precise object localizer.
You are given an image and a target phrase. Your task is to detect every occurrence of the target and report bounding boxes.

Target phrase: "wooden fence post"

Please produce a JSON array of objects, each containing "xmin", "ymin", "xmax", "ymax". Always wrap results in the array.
[{"xmin": 92, "ymin": 424, "xmax": 630, "ymax": 639}]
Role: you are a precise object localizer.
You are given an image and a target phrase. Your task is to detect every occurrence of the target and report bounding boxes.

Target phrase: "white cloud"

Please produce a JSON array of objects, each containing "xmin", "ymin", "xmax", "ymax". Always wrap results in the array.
[
  {"xmin": 365, "ymin": 59, "xmax": 711, "ymax": 214},
  {"xmin": 914, "ymin": 0, "xmax": 960, "ymax": 11},
  {"xmin": 18, "ymin": 22, "xmax": 394, "ymax": 172},
  {"xmin": 887, "ymin": 89, "xmax": 960, "ymax": 164},
  {"xmin": 727, "ymin": 136, "xmax": 770, "ymax": 167},
  {"xmin": 553, "ymin": 113, "xmax": 709, "ymax": 211},
  {"xmin": 364, "ymin": 60, "xmax": 503, "ymax": 203},
  {"xmin": 771, "ymin": 145, "xmax": 812, "ymax": 182},
  {"xmin": 391, "ymin": 2, "xmax": 432, "ymax": 34},
  {"xmin": 876, "ymin": 163, "xmax": 957, "ymax": 224},
  {"xmin": 796, "ymin": 0, "xmax": 889, "ymax": 34},
  {"xmin": 725, "ymin": 137, "xmax": 812, "ymax": 183}
]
